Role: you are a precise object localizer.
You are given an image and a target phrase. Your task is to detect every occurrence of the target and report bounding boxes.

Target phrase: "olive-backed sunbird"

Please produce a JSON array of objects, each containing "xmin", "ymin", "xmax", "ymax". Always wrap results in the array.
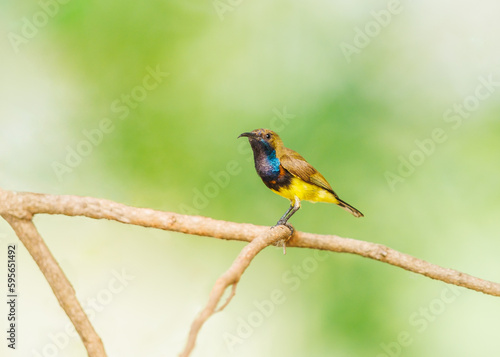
[{"xmin": 239, "ymin": 128, "xmax": 363, "ymax": 227}]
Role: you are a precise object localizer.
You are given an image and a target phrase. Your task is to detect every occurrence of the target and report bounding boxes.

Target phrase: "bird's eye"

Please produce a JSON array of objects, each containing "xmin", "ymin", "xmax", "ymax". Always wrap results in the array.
[{"xmin": 265, "ymin": 133, "xmax": 271, "ymax": 139}]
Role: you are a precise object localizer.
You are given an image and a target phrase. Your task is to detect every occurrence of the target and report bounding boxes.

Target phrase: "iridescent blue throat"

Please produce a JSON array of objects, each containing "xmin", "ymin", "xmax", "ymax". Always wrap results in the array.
[{"xmin": 250, "ymin": 139, "xmax": 281, "ymax": 179}]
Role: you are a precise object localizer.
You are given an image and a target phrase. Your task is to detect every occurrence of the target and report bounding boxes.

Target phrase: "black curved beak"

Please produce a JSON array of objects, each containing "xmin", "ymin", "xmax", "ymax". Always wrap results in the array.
[{"xmin": 238, "ymin": 132, "xmax": 256, "ymax": 139}]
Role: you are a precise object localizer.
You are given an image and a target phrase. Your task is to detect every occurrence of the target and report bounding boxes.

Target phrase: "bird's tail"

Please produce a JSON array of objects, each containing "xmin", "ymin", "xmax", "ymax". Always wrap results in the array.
[{"xmin": 337, "ymin": 198, "xmax": 364, "ymax": 218}]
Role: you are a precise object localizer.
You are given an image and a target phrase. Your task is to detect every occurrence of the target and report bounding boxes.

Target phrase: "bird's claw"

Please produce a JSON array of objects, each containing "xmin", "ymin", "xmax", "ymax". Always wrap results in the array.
[
  {"xmin": 271, "ymin": 222, "xmax": 294, "ymax": 255},
  {"xmin": 271, "ymin": 222, "xmax": 294, "ymax": 235}
]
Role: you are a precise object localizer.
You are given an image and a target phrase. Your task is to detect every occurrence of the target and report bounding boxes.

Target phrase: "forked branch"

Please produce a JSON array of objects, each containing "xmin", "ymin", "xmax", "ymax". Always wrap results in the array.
[
  {"xmin": 179, "ymin": 225, "xmax": 291, "ymax": 357},
  {"xmin": 1, "ymin": 188, "xmax": 499, "ymax": 357}
]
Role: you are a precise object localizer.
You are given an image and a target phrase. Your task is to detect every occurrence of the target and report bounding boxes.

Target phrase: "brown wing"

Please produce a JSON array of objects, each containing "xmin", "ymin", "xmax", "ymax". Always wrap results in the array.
[{"xmin": 279, "ymin": 147, "xmax": 339, "ymax": 197}]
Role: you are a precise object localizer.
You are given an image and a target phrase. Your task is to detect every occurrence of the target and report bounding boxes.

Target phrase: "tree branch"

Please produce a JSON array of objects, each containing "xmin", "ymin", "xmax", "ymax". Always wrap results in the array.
[
  {"xmin": 179, "ymin": 225, "xmax": 290, "ymax": 357},
  {"xmin": 1, "ymin": 188, "xmax": 500, "ymax": 357},
  {"xmin": 1, "ymin": 214, "xmax": 106, "ymax": 357}
]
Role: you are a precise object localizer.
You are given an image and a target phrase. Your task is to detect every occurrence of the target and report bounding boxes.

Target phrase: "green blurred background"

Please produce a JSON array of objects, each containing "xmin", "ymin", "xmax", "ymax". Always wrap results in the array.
[{"xmin": 2, "ymin": 0, "xmax": 500, "ymax": 356}]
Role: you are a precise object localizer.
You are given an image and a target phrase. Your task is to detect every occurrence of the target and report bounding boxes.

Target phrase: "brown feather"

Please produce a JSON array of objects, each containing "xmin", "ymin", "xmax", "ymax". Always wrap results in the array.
[{"xmin": 279, "ymin": 147, "xmax": 340, "ymax": 198}]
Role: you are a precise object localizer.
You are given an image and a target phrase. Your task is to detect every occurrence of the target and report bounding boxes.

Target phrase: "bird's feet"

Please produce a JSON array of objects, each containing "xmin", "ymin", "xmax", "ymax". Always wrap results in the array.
[
  {"xmin": 271, "ymin": 220, "xmax": 294, "ymax": 235},
  {"xmin": 271, "ymin": 221, "xmax": 294, "ymax": 254}
]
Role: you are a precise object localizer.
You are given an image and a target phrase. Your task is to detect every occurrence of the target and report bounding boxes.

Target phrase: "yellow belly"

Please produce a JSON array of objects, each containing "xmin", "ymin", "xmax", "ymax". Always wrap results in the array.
[{"xmin": 271, "ymin": 177, "xmax": 339, "ymax": 204}]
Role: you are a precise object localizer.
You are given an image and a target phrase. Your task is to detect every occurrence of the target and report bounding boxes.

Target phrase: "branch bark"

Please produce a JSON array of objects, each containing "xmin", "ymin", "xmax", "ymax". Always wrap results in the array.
[
  {"xmin": 1, "ymin": 188, "xmax": 499, "ymax": 357},
  {"xmin": 179, "ymin": 225, "xmax": 290, "ymax": 357},
  {"xmin": 1, "ymin": 214, "xmax": 106, "ymax": 357}
]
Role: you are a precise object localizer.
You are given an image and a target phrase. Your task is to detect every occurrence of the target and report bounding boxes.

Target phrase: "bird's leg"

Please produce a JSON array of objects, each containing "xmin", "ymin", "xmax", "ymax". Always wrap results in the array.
[
  {"xmin": 276, "ymin": 203, "xmax": 294, "ymax": 226},
  {"xmin": 272, "ymin": 197, "xmax": 300, "ymax": 254},
  {"xmin": 277, "ymin": 196, "xmax": 301, "ymax": 225},
  {"xmin": 276, "ymin": 197, "xmax": 301, "ymax": 225},
  {"xmin": 273, "ymin": 197, "xmax": 300, "ymax": 233}
]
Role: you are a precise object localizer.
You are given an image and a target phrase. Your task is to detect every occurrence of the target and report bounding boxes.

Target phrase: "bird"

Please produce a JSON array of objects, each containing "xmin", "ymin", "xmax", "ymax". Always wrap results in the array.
[{"xmin": 238, "ymin": 128, "xmax": 363, "ymax": 231}]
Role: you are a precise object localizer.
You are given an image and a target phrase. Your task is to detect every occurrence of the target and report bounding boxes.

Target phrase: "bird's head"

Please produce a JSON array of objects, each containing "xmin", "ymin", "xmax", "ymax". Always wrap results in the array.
[{"xmin": 238, "ymin": 129, "xmax": 283, "ymax": 152}]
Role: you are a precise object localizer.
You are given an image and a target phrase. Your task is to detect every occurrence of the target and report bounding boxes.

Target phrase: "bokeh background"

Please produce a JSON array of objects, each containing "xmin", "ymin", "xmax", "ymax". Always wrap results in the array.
[{"xmin": 2, "ymin": 0, "xmax": 500, "ymax": 356}]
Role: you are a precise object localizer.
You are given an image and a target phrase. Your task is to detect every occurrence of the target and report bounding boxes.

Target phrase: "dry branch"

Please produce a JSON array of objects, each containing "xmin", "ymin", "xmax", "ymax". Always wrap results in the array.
[
  {"xmin": 1, "ymin": 188, "xmax": 500, "ymax": 357},
  {"xmin": 1, "ymin": 189, "xmax": 498, "ymax": 296},
  {"xmin": 1, "ymin": 214, "xmax": 107, "ymax": 357},
  {"xmin": 179, "ymin": 225, "xmax": 291, "ymax": 357}
]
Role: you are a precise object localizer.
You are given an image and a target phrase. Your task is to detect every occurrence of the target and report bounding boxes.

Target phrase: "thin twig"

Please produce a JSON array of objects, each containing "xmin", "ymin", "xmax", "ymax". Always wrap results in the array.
[
  {"xmin": 179, "ymin": 225, "xmax": 290, "ymax": 357},
  {"xmin": 1, "ymin": 214, "xmax": 107, "ymax": 357}
]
